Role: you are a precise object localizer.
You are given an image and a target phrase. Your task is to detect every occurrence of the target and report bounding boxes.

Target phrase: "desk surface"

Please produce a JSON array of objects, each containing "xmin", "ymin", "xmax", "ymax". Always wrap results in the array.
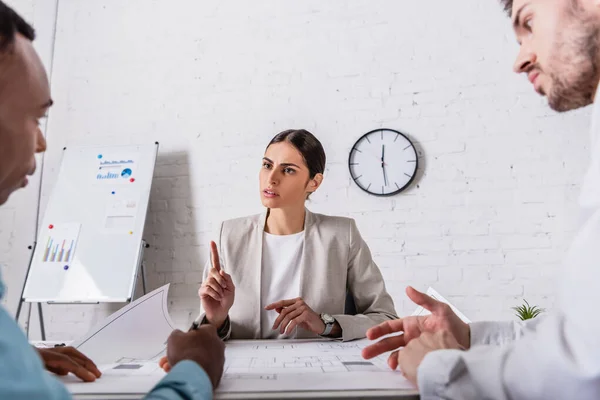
[
  {"xmin": 74, "ymin": 389, "xmax": 419, "ymax": 399},
  {"xmin": 34, "ymin": 341, "xmax": 420, "ymax": 399}
]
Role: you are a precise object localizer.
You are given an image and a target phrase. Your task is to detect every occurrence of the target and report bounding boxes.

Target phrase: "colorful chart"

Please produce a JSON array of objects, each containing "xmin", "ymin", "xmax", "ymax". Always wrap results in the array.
[
  {"xmin": 43, "ymin": 238, "xmax": 75, "ymax": 263},
  {"xmin": 95, "ymin": 155, "xmax": 137, "ymax": 183},
  {"xmin": 97, "ymin": 170, "xmax": 120, "ymax": 180},
  {"xmin": 41, "ymin": 223, "xmax": 81, "ymax": 264}
]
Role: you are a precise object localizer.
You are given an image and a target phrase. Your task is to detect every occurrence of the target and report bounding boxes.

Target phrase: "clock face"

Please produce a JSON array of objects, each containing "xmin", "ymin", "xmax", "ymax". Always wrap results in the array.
[{"xmin": 348, "ymin": 129, "xmax": 418, "ymax": 196}]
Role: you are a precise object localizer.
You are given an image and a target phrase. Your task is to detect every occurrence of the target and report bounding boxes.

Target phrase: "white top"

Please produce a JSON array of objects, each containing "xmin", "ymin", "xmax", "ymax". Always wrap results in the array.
[
  {"xmin": 260, "ymin": 231, "xmax": 304, "ymax": 339},
  {"xmin": 417, "ymin": 89, "xmax": 600, "ymax": 398}
]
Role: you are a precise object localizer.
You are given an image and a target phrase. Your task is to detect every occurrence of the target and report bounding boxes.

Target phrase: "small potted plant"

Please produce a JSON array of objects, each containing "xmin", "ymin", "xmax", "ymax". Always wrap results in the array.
[{"xmin": 512, "ymin": 300, "xmax": 544, "ymax": 321}]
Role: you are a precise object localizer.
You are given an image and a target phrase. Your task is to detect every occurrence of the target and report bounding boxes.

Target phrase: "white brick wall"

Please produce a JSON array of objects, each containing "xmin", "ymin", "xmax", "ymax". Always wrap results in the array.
[{"xmin": 1, "ymin": 0, "xmax": 592, "ymax": 340}]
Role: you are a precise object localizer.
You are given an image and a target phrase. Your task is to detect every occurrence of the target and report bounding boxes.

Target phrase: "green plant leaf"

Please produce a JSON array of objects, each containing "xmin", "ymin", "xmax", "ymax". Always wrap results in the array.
[{"xmin": 512, "ymin": 300, "xmax": 544, "ymax": 320}]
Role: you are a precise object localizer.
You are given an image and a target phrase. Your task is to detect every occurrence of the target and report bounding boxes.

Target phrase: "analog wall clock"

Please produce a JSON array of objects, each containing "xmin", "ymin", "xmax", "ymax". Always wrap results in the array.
[{"xmin": 348, "ymin": 128, "xmax": 418, "ymax": 196}]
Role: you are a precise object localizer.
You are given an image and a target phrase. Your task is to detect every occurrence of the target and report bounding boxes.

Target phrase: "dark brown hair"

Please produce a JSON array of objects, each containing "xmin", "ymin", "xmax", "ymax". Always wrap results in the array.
[
  {"xmin": 266, "ymin": 129, "xmax": 326, "ymax": 179},
  {"xmin": 0, "ymin": 1, "xmax": 35, "ymax": 52}
]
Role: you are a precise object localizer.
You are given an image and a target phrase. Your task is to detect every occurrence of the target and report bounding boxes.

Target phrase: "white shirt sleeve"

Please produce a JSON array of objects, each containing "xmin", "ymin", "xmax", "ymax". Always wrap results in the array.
[
  {"xmin": 469, "ymin": 317, "xmax": 544, "ymax": 347},
  {"xmin": 417, "ymin": 312, "xmax": 600, "ymax": 400}
]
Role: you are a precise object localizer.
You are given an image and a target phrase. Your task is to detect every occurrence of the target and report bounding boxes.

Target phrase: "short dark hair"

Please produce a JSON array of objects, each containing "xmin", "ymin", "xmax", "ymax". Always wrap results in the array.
[
  {"xmin": 267, "ymin": 129, "xmax": 326, "ymax": 179},
  {"xmin": 0, "ymin": 1, "xmax": 35, "ymax": 52},
  {"xmin": 500, "ymin": 0, "xmax": 513, "ymax": 16}
]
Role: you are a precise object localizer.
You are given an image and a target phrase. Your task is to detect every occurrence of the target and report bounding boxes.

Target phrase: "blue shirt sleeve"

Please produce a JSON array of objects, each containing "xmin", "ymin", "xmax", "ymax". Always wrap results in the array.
[
  {"xmin": 0, "ymin": 304, "xmax": 72, "ymax": 399},
  {"xmin": 0, "ymin": 276, "xmax": 211, "ymax": 400},
  {"xmin": 145, "ymin": 360, "xmax": 213, "ymax": 400}
]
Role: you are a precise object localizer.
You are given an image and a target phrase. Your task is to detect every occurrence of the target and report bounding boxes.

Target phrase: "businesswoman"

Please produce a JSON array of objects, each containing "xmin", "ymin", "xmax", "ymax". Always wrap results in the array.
[{"xmin": 198, "ymin": 129, "xmax": 397, "ymax": 342}]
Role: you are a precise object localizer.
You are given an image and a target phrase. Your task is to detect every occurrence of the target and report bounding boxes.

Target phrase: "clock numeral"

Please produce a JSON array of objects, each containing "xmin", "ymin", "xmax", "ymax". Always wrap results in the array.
[
  {"xmin": 365, "ymin": 136, "xmax": 371, "ymax": 144},
  {"xmin": 403, "ymin": 144, "xmax": 412, "ymax": 150},
  {"xmin": 395, "ymin": 182, "xmax": 400, "ymax": 190},
  {"xmin": 366, "ymin": 183, "xmax": 372, "ymax": 191},
  {"xmin": 353, "ymin": 175, "xmax": 363, "ymax": 181},
  {"xmin": 349, "ymin": 163, "xmax": 359, "ymax": 166},
  {"xmin": 406, "ymin": 159, "xmax": 416, "ymax": 162},
  {"xmin": 352, "ymin": 147, "xmax": 362, "ymax": 153},
  {"xmin": 381, "ymin": 130, "xmax": 384, "ymax": 140},
  {"xmin": 381, "ymin": 186, "xmax": 384, "ymax": 194},
  {"xmin": 404, "ymin": 173, "xmax": 411, "ymax": 178}
]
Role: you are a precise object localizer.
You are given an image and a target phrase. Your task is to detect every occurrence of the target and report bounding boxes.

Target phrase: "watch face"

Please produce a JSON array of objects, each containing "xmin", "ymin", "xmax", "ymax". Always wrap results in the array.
[
  {"xmin": 348, "ymin": 128, "xmax": 418, "ymax": 196},
  {"xmin": 322, "ymin": 313, "xmax": 335, "ymax": 324}
]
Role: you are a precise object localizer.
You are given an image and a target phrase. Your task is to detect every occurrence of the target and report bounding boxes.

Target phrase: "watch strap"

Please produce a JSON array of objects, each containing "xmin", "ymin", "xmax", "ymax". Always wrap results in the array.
[{"xmin": 321, "ymin": 322, "xmax": 334, "ymax": 336}]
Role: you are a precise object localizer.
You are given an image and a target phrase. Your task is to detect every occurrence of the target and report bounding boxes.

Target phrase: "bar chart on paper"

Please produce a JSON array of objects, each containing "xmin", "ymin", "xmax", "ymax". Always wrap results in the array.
[
  {"xmin": 43, "ymin": 238, "xmax": 74, "ymax": 262},
  {"xmin": 41, "ymin": 223, "xmax": 81, "ymax": 264},
  {"xmin": 97, "ymin": 171, "xmax": 120, "ymax": 180},
  {"xmin": 96, "ymin": 156, "xmax": 137, "ymax": 182}
]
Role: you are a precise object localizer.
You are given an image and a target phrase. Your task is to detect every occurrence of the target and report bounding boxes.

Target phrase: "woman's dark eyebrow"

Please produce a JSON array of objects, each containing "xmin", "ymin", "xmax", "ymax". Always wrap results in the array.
[{"xmin": 263, "ymin": 157, "xmax": 301, "ymax": 169}]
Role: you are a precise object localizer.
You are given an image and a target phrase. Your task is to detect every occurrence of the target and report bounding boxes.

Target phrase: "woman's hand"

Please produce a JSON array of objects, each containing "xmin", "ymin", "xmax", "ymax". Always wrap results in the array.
[
  {"xmin": 265, "ymin": 297, "xmax": 326, "ymax": 335},
  {"xmin": 198, "ymin": 241, "xmax": 235, "ymax": 329}
]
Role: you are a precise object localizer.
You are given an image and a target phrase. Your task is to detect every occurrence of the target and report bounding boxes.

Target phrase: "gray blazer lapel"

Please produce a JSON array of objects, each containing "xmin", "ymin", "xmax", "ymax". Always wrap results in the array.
[
  {"xmin": 250, "ymin": 209, "xmax": 268, "ymax": 338},
  {"xmin": 298, "ymin": 209, "xmax": 322, "ymax": 339}
]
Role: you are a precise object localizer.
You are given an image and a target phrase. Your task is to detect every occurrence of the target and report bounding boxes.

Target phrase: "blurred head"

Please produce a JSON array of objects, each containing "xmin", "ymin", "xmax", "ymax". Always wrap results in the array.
[
  {"xmin": 505, "ymin": 0, "xmax": 600, "ymax": 112},
  {"xmin": 260, "ymin": 129, "xmax": 325, "ymax": 211},
  {"xmin": 0, "ymin": 2, "xmax": 50, "ymax": 205}
]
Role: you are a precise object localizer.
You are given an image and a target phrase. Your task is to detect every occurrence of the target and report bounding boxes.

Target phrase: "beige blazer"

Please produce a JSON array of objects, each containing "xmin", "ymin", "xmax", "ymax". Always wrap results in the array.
[{"xmin": 200, "ymin": 208, "xmax": 398, "ymax": 342}]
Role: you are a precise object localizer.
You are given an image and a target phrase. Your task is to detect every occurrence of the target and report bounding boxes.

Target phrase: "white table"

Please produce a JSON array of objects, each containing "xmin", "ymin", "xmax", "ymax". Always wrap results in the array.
[
  {"xmin": 73, "ymin": 390, "xmax": 419, "ymax": 399},
  {"xmin": 33, "ymin": 341, "xmax": 420, "ymax": 399}
]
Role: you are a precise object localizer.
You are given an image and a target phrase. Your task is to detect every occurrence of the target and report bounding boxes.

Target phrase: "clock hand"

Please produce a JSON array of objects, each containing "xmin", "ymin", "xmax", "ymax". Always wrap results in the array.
[
  {"xmin": 383, "ymin": 164, "xmax": 388, "ymax": 187},
  {"xmin": 357, "ymin": 145, "xmax": 387, "ymax": 166},
  {"xmin": 381, "ymin": 145, "xmax": 388, "ymax": 186}
]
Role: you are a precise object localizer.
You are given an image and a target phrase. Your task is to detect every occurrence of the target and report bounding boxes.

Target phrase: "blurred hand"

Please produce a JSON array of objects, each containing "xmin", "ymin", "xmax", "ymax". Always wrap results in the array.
[
  {"xmin": 164, "ymin": 325, "xmax": 225, "ymax": 389},
  {"xmin": 37, "ymin": 346, "xmax": 102, "ymax": 382},
  {"xmin": 158, "ymin": 355, "xmax": 172, "ymax": 373},
  {"xmin": 198, "ymin": 241, "xmax": 235, "ymax": 329},
  {"xmin": 395, "ymin": 330, "xmax": 462, "ymax": 386},
  {"xmin": 362, "ymin": 286, "xmax": 470, "ymax": 362}
]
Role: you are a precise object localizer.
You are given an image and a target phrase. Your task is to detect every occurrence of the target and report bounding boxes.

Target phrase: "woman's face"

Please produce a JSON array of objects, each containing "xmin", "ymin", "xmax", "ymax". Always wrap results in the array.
[{"xmin": 259, "ymin": 142, "xmax": 319, "ymax": 210}]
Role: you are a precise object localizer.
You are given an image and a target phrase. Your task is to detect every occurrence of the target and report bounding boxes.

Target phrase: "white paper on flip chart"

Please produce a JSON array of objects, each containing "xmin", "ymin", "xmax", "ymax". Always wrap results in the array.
[
  {"xmin": 62, "ymin": 339, "xmax": 415, "ymax": 395},
  {"xmin": 69, "ymin": 284, "xmax": 175, "ymax": 365},
  {"xmin": 411, "ymin": 287, "xmax": 471, "ymax": 323}
]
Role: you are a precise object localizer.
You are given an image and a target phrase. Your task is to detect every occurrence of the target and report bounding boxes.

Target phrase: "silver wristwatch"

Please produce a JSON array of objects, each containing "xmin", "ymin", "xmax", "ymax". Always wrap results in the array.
[{"xmin": 320, "ymin": 313, "xmax": 335, "ymax": 336}]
